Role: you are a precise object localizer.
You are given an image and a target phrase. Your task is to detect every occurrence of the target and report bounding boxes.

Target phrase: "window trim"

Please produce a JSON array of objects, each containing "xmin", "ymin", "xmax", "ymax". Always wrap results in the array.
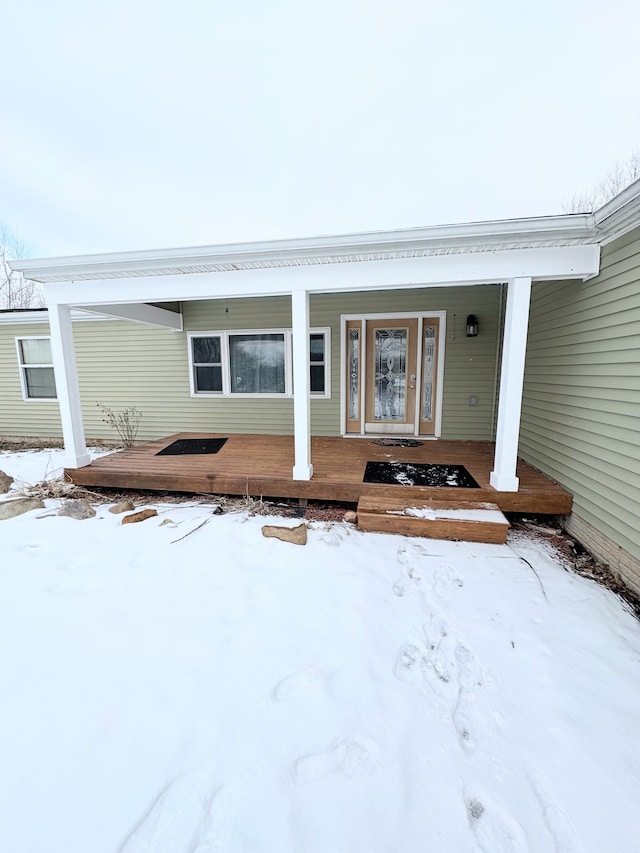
[
  {"xmin": 188, "ymin": 328, "xmax": 331, "ymax": 399},
  {"xmin": 15, "ymin": 336, "xmax": 58, "ymax": 402}
]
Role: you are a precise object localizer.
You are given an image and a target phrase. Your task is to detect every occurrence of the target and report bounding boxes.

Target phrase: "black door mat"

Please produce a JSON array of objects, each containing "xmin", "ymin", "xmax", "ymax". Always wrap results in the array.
[
  {"xmin": 363, "ymin": 461, "xmax": 480, "ymax": 488},
  {"xmin": 372, "ymin": 438, "xmax": 423, "ymax": 447},
  {"xmin": 156, "ymin": 438, "xmax": 228, "ymax": 456}
]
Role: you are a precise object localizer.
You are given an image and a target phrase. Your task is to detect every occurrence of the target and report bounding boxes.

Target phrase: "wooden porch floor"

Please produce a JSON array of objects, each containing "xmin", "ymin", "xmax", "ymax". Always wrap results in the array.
[{"xmin": 66, "ymin": 433, "xmax": 573, "ymax": 515}]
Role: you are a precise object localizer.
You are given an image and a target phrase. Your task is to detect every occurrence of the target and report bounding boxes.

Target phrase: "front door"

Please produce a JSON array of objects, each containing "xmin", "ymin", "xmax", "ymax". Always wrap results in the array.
[
  {"xmin": 365, "ymin": 319, "xmax": 418, "ymax": 433},
  {"xmin": 344, "ymin": 315, "xmax": 441, "ymax": 436}
]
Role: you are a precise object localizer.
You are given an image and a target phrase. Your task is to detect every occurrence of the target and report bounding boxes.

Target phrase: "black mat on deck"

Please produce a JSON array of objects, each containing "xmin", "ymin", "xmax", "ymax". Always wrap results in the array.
[
  {"xmin": 156, "ymin": 438, "xmax": 228, "ymax": 456},
  {"xmin": 372, "ymin": 438, "xmax": 423, "ymax": 447},
  {"xmin": 363, "ymin": 461, "xmax": 480, "ymax": 488}
]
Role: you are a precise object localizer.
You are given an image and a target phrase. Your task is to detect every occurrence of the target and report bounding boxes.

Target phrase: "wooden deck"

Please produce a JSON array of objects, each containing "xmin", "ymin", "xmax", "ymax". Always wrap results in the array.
[{"xmin": 65, "ymin": 433, "xmax": 573, "ymax": 515}]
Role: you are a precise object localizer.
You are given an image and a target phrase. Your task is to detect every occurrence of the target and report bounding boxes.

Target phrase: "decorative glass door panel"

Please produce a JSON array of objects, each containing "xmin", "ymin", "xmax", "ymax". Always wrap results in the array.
[
  {"xmin": 418, "ymin": 318, "xmax": 439, "ymax": 435},
  {"xmin": 374, "ymin": 328, "xmax": 407, "ymax": 419},
  {"xmin": 365, "ymin": 319, "xmax": 418, "ymax": 433},
  {"xmin": 345, "ymin": 321, "xmax": 362, "ymax": 433}
]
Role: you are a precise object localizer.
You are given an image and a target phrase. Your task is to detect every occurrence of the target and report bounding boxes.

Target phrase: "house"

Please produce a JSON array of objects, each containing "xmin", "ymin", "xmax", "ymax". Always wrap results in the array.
[{"xmin": 2, "ymin": 180, "xmax": 639, "ymax": 590}]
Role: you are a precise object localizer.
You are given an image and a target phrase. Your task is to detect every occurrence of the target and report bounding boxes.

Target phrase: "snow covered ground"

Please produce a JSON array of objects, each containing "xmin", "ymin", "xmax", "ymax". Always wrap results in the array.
[{"xmin": 1, "ymin": 448, "xmax": 640, "ymax": 853}]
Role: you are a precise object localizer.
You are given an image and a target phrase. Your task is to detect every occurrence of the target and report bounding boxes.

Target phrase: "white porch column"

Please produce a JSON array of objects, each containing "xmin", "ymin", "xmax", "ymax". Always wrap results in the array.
[
  {"xmin": 48, "ymin": 302, "xmax": 91, "ymax": 469},
  {"xmin": 291, "ymin": 289, "xmax": 313, "ymax": 480},
  {"xmin": 490, "ymin": 276, "xmax": 532, "ymax": 492}
]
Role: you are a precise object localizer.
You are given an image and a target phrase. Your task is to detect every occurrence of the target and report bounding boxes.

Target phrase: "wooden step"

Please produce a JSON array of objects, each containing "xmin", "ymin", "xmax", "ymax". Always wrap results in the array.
[{"xmin": 356, "ymin": 497, "xmax": 510, "ymax": 544}]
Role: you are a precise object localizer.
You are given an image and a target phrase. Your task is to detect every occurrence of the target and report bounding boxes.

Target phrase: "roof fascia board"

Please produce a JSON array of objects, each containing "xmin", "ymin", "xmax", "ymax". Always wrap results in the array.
[
  {"xmin": 11, "ymin": 214, "xmax": 596, "ymax": 282},
  {"xmin": 0, "ymin": 310, "xmax": 48, "ymax": 324},
  {"xmin": 44, "ymin": 245, "xmax": 600, "ymax": 307},
  {"xmin": 0, "ymin": 309, "xmax": 109, "ymax": 325}
]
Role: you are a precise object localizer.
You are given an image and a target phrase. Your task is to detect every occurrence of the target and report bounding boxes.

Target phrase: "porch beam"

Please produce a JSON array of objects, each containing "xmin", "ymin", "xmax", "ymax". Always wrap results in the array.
[
  {"xmin": 291, "ymin": 289, "xmax": 313, "ymax": 480},
  {"xmin": 82, "ymin": 303, "xmax": 183, "ymax": 329},
  {"xmin": 48, "ymin": 302, "xmax": 91, "ymax": 469},
  {"xmin": 43, "ymin": 245, "xmax": 599, "ymax": 307},
  {"xmin": 490, "ymin": 277, "xmax": 532, "ymax": 492}
]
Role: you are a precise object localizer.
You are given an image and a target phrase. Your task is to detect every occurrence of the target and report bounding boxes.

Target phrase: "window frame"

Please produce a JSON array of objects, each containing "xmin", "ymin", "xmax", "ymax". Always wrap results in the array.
[
  {"xmin": 191, "ymin": 333, "xmax": 224, "ymax": 395},
  {"xmin": 15, "ymin": 336, "xmax": 58, "ymax": 402},
  {"xmin": 188, "ymin": 328, "xmax": 331, "ymax": 399},
  {"xmin": 308, "ymin": 329, "xmax": 330, "ymax": 398}
]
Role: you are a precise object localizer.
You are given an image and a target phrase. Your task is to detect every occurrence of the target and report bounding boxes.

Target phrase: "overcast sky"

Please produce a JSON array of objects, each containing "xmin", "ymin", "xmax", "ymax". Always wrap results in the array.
[{"xmin": 2, "ymin": 0, "xmax": 640, "ymax": 258}]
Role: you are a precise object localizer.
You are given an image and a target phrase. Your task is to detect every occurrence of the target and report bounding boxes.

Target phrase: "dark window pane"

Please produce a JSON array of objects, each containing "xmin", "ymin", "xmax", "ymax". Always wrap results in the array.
[
  {"xmin": 195, "ymin": 365, "xmax": 222, "ymax": 392},
  {"xmin": 25, "ymin": 367, "xmax": 56, "ymax": 398},
  {"xmin": 229, "ymin": 334, "xmax": 285, "ymax": 393},
  {"xmin": 193, "ymin": 336, "xmax": 221, "ymax": 364},
  {"xmin": 310, "ymin": 364, "xmax": 325, "ymax": 393},
  {"xmin": 309, "ymin": 333, "xmax": 324, "ymax": 362}
]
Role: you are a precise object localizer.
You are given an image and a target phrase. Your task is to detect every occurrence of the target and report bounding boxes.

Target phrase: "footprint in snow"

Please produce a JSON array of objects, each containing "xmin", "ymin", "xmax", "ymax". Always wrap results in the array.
[
  {"xmin": 528, "ymin": 770, "xmax": 580, "ymax": 852},
  {"xmin": 313, "ymin": 525, "xmax": 347, "ymax": 546},
  {"xmin": 464, "ymin": 787, "xmax": 530, "ymax": 853},
  {"xmin": 432, "ymin": 563, "xmax": 465, "ymax": 602},
  {"xmin": 453, "ymin": 688, "xmax": 477, "ymax": 749},
  {"xmin": 270, "ymin": 667, "xmax": 326, "ymax": 702},
  {"xmin": 294, "ymin": 739, "xmax": 376, "ymax": 782},
  {"xmin": 421, "ymin": 612, "xmax": 458, "ymax": 696},
  {"xmin": 117, "ymin": 766, "xmax": 233, "ymax": 853},
  {"xmin": 394, "ymin": 642, "xmax": 427, "ymax": 686},
  {"xmin": 393, "ymin": 545, "xmax": 426, "ymax": 596},
  {"xmin": 395, "ymin": 617, "xmax": 461, "ymax": 697},
  {"xmin": 392, "ymin": 567, "xmax": 422, "ymax": 597},
  {"xmin": 451, "ymin": 645, "xmax": 485, "ymax": 749}
]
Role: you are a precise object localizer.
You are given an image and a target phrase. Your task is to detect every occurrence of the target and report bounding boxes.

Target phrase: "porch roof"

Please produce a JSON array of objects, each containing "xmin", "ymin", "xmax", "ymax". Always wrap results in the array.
[
  {"xmin": 10, "ymin": 212, "xmax": 599, "ymax": 284},
  {"xmin": 10, "ymin": 177, "xmax": 640, "ymax": 287}
]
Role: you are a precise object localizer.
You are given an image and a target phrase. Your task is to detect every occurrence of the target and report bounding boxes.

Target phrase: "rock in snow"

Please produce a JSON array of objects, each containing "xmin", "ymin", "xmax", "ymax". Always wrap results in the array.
[
  {"xmin": 0, "ymin": 496, "xmax": 44, "ymax": 519},
  {"xmin": 109, "ymin": 499, "xmax": 136, "ymax": 514},
  {"xmin": 0, "ymin": 470, "xmax": 15, "ymax": 493},
  {"xmin": 58, "ymin": 499, "xmax": 97, "ymax": 520},
  {"xmin": 262, "ymin": 523, "xmax": 308, "ymax": 545},
  {"xmin": 121, "ymin": 508, "xmax": 158, "ymax": 525}
]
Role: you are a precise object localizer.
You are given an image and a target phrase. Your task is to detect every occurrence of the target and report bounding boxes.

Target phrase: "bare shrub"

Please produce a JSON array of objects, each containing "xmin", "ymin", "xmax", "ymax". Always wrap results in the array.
[{"xmin": 97, "ymin": 403, "xmax": 142, "ymax": 448}]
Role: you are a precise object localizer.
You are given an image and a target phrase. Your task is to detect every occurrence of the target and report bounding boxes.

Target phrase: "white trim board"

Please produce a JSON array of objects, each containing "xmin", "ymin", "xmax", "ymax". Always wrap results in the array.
[{"xmin": 41, "ymin": 246, "xmax": 600, "ymax": 309}]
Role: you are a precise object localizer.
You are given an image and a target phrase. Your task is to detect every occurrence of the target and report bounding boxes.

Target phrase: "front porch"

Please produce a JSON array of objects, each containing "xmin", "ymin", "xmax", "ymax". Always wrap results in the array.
[{"xmin": 65, "ymin": 433, "xmax": 573, "ymax": 515}]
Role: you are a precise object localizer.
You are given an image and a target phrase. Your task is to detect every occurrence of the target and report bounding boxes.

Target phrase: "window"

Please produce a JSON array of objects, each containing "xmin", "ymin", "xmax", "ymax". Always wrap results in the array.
[
  {"xmin": 189, "ymin": 329, "xmax": 329, "ymax": 397},
  {"xmin": 192, "ymin": 335, "xmax": 223, "ymax": 393},
  {"xmin": 229, "ymin": 333, "xmax": 286, "ymax": 394},
  {"xmin": 16, "ymin": 337, "xmax": 57, "ymax": 400},
  {"xmin": 309, "ymin": 332, "xmax": 326, "ymax": 394}
]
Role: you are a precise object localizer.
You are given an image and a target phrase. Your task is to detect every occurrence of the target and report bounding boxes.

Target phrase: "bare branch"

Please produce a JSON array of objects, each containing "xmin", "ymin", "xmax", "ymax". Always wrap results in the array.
[
  {"xmin": 0, "ymin": 228, "xmax": 43, "ymax": 309},
  {"xmin": 563, "ymin": 148, "xmax": 640, "ymax": 213}
]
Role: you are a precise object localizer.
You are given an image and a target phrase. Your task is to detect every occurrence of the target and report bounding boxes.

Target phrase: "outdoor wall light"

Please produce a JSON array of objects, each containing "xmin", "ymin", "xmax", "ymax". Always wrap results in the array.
[{"xmin": 466, "ymin": 314, "xmax": 479, "ymax": 337}]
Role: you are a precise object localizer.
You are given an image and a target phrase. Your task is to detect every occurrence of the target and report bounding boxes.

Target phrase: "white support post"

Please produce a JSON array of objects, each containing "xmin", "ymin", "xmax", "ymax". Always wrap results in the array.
[
  {"xmin": 490, "ymin": 276, "xmax": 532, "ymax": 492},
  {"xmin": 48, "ymin": 302, "xmax": 91, "ymax": 469},
  {"xmin": 291, "ymin": 289, "xmax": 313, "ymax": 480}
]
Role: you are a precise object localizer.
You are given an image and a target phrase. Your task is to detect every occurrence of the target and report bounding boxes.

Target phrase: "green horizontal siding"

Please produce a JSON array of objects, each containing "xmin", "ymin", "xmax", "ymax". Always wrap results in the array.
[
  {"xmin": 309, "ymin": 285, "xmax": 502, "ymax": 438},
  {"xmin": 1, "ymin": 284, "xmax": 502, "ymax": 442},
  {"xmin": 0, "ymin": 322, "xmax": 63, "ymax": 437},
  {"xmin": 521, "ymin": 225, "xmax": 640, "ymax": 562}
]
